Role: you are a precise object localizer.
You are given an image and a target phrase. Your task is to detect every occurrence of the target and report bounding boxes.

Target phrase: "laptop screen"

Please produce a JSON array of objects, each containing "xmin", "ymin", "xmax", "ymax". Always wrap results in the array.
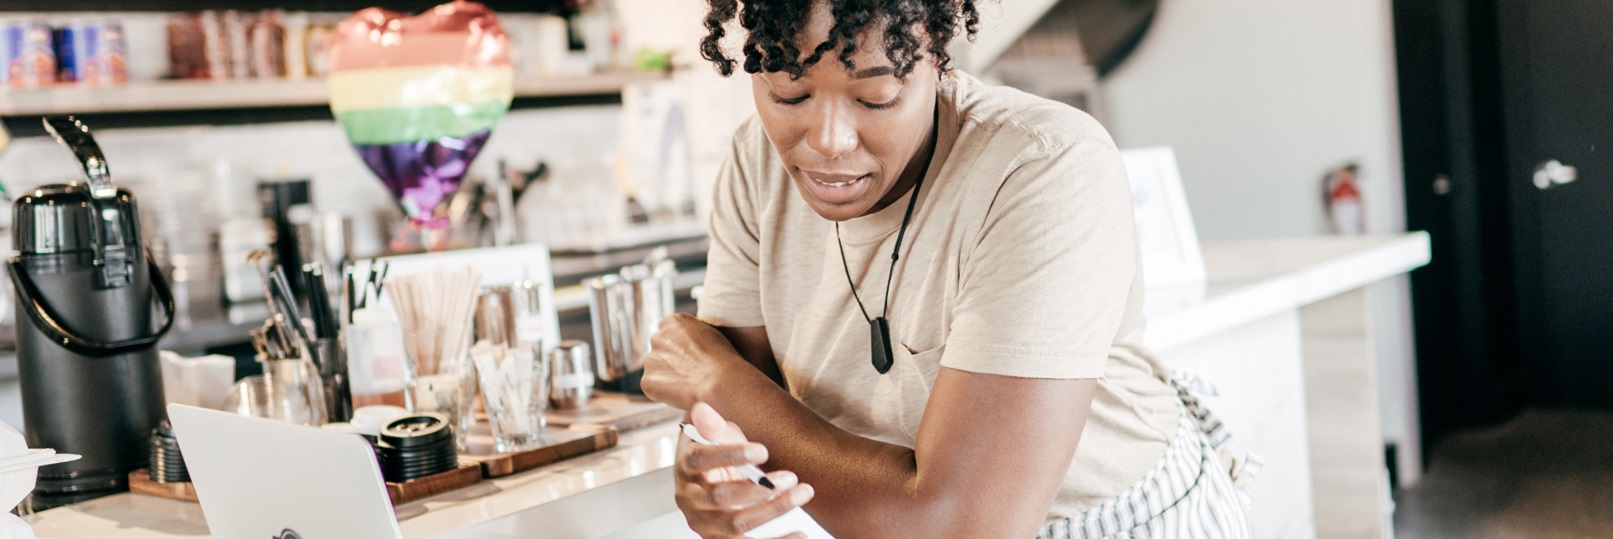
[{"xmin": 167, "ymin": 404, "xmax": 403, "ymax": 539}]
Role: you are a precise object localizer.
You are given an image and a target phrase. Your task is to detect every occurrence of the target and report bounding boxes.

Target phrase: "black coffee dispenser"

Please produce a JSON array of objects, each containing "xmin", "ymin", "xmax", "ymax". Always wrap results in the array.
[{"xmin": 9, "ymin": 117, "xmax": 173, "ymax": 503}]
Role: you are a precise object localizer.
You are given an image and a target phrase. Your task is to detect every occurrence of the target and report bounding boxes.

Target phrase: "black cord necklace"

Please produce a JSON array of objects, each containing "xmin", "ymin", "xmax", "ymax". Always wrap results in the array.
[{"xmin": 834, "ymin": 169, "xmax": 926, "ymax": 375}]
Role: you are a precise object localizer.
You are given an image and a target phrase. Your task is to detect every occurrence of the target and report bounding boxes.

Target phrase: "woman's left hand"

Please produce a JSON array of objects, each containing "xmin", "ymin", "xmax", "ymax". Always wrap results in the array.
[{"xmin": 642, "ymin": 313, "xmax": 746, "ymax": 410}]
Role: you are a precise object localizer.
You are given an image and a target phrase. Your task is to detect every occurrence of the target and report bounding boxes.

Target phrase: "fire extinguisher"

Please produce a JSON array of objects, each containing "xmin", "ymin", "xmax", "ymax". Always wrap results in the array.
[{"xmin": 1324, "ymin": 163, "xmax": 1364, "ymax": 235}]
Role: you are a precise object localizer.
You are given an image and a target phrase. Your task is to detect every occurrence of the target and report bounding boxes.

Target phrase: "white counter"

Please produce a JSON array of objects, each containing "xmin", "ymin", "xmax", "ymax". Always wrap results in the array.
[
  {"xmin": 22, "ymin": 233, "xmax": 1430, "ymax": 538},
  {"xmin": 1147, "ymin": 232, "xmax": 1429, "ymax": 538},
  {"xmin": 24, "ymin": 423, "xmax": 686, "ymax": 539},
  {"xmin": 1146, "ymin": 233, "xmax": 1429, "ymax": 351}
]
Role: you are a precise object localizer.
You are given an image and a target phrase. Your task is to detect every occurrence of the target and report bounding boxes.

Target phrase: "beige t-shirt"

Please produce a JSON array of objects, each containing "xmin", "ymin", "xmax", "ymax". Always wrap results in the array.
[{"xmin": 697, "ymin": 71, "xmax": 1181, "ymax": 518}]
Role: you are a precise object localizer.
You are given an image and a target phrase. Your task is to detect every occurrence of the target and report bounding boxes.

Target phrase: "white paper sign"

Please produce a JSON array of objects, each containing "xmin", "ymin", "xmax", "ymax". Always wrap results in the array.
[{"xmin": 1120, "ymin": 146, "xmax": 1205, "ymax": 295}]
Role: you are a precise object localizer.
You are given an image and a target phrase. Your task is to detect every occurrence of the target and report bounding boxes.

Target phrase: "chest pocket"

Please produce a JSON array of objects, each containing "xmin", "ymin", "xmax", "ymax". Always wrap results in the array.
[{"xmin": 871, "ymin": 343, "xmax": 945, "ymax": 446}]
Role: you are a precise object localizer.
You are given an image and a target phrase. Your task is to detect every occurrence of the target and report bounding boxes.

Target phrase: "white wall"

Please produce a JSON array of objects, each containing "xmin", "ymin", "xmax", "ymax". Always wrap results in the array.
[
  {"xmin": 1101, "ymin": 0, "xmax": 1404, "ymax": 239},
  {"xmin": 1095, "ymin": 1, "xmax": 1422, "ymax": 485}
]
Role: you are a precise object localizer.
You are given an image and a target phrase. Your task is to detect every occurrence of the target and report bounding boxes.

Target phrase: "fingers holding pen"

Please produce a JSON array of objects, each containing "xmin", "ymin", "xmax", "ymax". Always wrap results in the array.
[
  {"xmin": 678, "ymin": 442, "xmax": 769, "ymax": 484},
  {"xmin": 678, "ymin": 478, "xmax": 816, "ymax": 539},
  {"xmin": 671, "ymin": 402, "xmax": 814, "ymax": 538},
  {"xmin": 705, "ymin": 471, "xmax": 799, "ymax": 507},
  {"xmin": 719, "ymin": 482, "xmax": 816, "ymax": 536}
]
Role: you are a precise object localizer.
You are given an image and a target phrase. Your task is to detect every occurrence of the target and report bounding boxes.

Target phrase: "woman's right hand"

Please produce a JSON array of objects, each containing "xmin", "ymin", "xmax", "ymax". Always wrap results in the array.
[{"xmin": 677, "ymin": 402, "xmax": 816, "ymax": 539}]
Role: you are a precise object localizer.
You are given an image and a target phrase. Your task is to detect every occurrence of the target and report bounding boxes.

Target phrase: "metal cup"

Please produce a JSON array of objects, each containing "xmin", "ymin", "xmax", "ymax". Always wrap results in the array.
[
  {"xmin": 548, "ymin": 340, "xmax": 595, "ymax": 409},
  {"xmin": 585, "ymin": 260, "xmax": 676, "ymax": 393},
  {"xmin": 475, "ymin": 282, "xmax": 547, "ymax": 349}
]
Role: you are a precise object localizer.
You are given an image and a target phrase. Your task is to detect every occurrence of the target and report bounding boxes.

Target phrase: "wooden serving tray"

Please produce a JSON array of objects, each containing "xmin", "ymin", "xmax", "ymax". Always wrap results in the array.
[
  {"xmin": 385, "ymin": 462, "xmax": 484, "ymax": 504},
  {"xmin": 128, "ymin": 470, "xmax": 198, "ymax": 502},
  {"xmin": 458, "ymin": 423, "xmax": 618, "ymax": 478},
  {"xmin": 130, "ymin": 460, "xmax": 485, "ymax": 505},
  {"xmin": 546, "ymin": 391, "xmax": 683, "ymax": 433}
]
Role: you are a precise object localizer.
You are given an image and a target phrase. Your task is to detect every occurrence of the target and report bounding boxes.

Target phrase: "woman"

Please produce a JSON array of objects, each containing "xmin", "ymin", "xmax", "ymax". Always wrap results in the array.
[{"xmin": 642, "ymin": 1, "xmax": 1253, "ymax": 537}]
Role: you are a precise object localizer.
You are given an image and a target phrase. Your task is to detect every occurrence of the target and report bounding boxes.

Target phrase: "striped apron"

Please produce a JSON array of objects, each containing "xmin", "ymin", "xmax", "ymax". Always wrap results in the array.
[{"xmin": 1038, "ymin": 373, "xmax": 1260, "ymax": 539}]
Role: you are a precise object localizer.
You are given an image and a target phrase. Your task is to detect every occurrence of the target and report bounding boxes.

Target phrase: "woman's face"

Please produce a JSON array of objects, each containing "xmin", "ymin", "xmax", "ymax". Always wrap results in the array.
[{"xmin": 752, "ymin": 4, "xmax": 939, "ymax": 222}]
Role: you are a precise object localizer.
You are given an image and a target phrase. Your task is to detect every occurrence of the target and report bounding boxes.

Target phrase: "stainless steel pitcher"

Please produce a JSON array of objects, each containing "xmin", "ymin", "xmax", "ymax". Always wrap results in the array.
[
  {"xmin": 585, "ymin": 259, "xmax": 676, "ymax": 393},
  {"xmin": 475, "ymin": 281, "xmax": 546, "ymax": 349}
]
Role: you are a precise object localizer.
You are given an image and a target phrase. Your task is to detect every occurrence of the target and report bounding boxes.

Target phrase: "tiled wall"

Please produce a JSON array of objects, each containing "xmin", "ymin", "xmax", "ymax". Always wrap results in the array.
[{"xmin": 0, "ymin": 105, "xmax": 624, "ymax": 257}]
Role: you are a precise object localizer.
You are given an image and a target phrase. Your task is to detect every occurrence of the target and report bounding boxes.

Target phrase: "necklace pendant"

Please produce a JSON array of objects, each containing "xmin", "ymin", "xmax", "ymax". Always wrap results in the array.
[{"xmin": 870, "ymin": 317, "xmax": 893, "ymax": 374}]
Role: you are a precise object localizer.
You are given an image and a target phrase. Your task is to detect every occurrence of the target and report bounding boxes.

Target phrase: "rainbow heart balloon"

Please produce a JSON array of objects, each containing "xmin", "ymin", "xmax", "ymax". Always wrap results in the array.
[{"xmin": 329, "ymin": 0, "xmax": 513, "ymax": 231}]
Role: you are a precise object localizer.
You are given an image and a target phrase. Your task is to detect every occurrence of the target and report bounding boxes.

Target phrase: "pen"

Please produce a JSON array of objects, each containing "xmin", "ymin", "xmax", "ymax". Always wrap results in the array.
[{"xmin": 679, "ymin": 422, "xmax": 776, "ymax": 490}]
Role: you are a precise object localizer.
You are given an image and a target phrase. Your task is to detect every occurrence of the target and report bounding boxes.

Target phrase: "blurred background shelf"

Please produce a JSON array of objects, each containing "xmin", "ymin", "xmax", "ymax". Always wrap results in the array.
[
  {"xmin": 0, "ymin": 71, "xmax": 666, "ymax": 117},
  {"xmin": 18, "ymin": 0, "xmax": 568, "ymax": 13}
]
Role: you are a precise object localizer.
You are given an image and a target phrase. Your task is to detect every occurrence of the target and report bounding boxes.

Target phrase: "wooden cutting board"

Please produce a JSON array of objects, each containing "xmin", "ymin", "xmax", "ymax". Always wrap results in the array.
[
  {"xmin": 129, "ymin": 463, "xmax": 485, "ymax": 506},
  {"xmin": 128, "ymin": 470, "xmax": 198, "ymax": 502},
  {"xmin": 458, "ymin": 423, "xmax": 618, "ymax": 478},
  {"xmin": 385, "ymin": 462, "xmax": 484, "ymax": 504},
  {"xmin": 546, "ymin": 391, "xmax": 683, "ymax": 432}
]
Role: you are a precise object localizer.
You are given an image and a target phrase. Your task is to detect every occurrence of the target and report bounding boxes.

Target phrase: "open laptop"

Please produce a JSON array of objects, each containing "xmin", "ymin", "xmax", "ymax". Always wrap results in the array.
[{"xmin": 167, "ymin": 404, "xmax": 403, "ymax": 539}]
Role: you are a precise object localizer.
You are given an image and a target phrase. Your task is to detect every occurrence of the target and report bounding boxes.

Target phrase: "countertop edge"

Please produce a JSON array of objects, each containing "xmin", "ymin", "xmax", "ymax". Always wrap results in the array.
[{"xmin": 1145, "ymin": 232, "xmax": 1432, "ymax": 352}]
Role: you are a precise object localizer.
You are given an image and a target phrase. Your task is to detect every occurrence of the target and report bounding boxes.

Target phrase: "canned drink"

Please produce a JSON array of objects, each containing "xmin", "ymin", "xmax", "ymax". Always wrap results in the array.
[
  {"xmin": 51, "ymin": 24, "xmax": 81, "ymax": 82},
  {"xmin": 53, "ymin": 21, "xmax": 127, "ymax": 85},
  {"xmin": 6, "ymin": 20, "xmax": 56, "ymax": 88},
  {"xmin": 92, "ymin": 21, "xmax": 128, "ymax": 85},
  {"xmin": 0, "ymin": 20, "xmax": 12, "ymax": 87}
]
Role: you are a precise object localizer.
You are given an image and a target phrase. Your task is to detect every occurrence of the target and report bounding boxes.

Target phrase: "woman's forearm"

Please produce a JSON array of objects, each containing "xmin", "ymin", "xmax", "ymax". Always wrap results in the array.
[
  {"xmin": 714, "ymin": 326, "xmax": 787, "ymax": 388},
  {"xmin": 701, "ymin": 365, "xmax": 954, "ymax": 539},
  {"xmin": 684, "ymin": 322, "xmax": 1088, "ymax": 539}
]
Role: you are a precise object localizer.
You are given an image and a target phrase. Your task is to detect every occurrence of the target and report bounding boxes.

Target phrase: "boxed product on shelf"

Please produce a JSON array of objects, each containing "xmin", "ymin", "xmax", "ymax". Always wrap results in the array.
[
  {"xmin": 167, "ymin": 10, "xmax": 316, "ymax": 81},
  {"xmin": 1, "ymin": 20, "xmax": 57, "ymax": 89},
  {"xmin": 53, "ymin": 20, "xmax": 129, "ymax": 85}
]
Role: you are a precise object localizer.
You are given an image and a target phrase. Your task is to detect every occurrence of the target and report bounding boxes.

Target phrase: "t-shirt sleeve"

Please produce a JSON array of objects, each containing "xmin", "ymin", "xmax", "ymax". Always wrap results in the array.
[
  {"xmin": 941, "ymin": 137, "xmax": 1139, "ymax": 379},
  {"xmin": 696, "ymin": 125, "xmax": 767, "ymax": 327}
]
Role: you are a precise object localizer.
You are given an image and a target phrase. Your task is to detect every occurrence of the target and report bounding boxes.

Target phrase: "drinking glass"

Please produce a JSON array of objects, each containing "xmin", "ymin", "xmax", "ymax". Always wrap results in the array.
[
  {"xmin": 403, "ymin": 344, "xmax": 477, "ymax": 450},
  {"xmin": 471, "ymin": 340, "xmax": 549, "ymax": 452},
  {"xmin": 222, "ymin": 372, "xmax": 317, "ymax": 425}
]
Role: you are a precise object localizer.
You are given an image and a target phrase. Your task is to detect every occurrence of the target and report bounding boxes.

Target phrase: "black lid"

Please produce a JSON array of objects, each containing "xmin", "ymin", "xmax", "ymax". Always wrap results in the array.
[{"xmin": 13, "ymin": 182, "xmax": 140, "ymax": 255}]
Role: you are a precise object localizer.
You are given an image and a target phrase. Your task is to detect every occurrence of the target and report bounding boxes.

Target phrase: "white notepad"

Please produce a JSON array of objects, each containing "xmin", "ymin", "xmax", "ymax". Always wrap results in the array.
[
  {"xmin": 608, "ymin": 508, "xmax": 835, "ymax": 539},
  {"xmin": 747, "ymin": 508, "xmax": 834, "ymax": 538}
]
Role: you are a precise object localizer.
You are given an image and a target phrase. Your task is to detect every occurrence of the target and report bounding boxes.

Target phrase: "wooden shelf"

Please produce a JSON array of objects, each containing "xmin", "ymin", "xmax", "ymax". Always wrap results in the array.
[
  {"xmin": 0, "ymin": 71, "xmax": 666, "ymax": 116},
  {"xmin": 22, "ymin": 1, "xmax": 566, "ymax": 14}
]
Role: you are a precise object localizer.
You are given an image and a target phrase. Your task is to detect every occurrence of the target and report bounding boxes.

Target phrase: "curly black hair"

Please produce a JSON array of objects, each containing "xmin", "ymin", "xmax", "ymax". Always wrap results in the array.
[{"xmin": 699, "ymin": 0, "xmax": 981, "ymax": 80}]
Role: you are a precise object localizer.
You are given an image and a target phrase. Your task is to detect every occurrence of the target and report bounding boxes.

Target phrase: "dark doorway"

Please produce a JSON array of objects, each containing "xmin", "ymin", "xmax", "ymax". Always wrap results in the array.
[
  {"xmin": 1493, "ymin": 0, "xmax": 1613, "ymax": 408},
  {"xmin": 1395, "ymin": 0, "xmax": 1613, "ymax": 462}
]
